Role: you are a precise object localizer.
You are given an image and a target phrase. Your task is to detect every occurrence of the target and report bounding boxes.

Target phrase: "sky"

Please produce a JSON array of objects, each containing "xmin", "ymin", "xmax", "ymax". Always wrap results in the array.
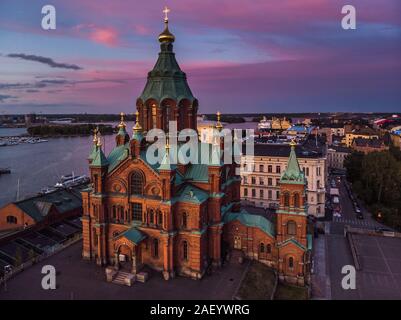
[{"xmin": 0, "ymin": 0, "xmax": 400, "ymax": 115}]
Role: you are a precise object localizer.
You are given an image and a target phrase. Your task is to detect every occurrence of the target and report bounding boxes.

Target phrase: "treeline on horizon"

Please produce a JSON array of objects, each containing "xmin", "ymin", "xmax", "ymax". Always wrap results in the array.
[
  {"xmin": 344, "ymin": 144, "xmax": 401, "ymax": 231},
  {"xmin": 27, "ymin": 124, "xmax": 115, "ymax": 136}
]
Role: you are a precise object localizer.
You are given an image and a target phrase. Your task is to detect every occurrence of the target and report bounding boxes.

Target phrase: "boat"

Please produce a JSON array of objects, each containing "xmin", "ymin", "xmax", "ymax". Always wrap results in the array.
[
  {"xmin": 0, "ymin": 168, "xmax": 11, "ymax": 175},
  {"xmin": 55, "ymin": 174, "xmax": 90, "ymax": 188}
]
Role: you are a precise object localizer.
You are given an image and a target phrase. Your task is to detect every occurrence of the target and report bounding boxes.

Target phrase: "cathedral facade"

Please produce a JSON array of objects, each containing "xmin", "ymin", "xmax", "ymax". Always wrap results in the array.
[{"xmin": 81, "ymin": 13, "xmax": 312, "ymax": 285}]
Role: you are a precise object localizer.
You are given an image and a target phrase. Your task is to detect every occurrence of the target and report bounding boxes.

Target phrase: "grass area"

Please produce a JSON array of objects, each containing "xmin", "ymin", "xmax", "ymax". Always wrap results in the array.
[
  {"xmin": 274, "ymin": 283, "xmax": 308, "ymax": 300},
  {"xmin": 237, "ymin": 260, "xmax": 276, "ymax": 300}
]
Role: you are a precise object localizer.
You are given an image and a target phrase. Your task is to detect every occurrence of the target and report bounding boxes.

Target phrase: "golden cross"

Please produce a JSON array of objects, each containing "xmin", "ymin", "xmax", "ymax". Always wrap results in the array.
[{"xmin": 163, "ymin": 6, "xmax": 170, "ymax": 22}]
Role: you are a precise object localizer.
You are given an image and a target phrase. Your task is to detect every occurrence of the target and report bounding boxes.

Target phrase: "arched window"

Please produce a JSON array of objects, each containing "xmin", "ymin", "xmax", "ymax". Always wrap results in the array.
[
  {"xmin": 149, "ymin": 210, "xmax": 155, "ymax": 224},
  {"xmin": 157, "ymin": 211, "xmax": 163, "ymax": 226},
  {"xmin": 294, "ymin": 193, "xmax": 300, "ymax": 208},
  {"xmin": 6, "ymin": 216, "xmax": 17, "ymax": 224},
  {"xmin": 284, "ymin": 192, "xmax": 290, "ymax": 207},
  {"xmin": 130, "ymin": 171, "xmax": 144, "ymax": 195},
  {"xmin": 259, "ymin": 243, "xmax": 265, "ymax": 253},
  {"xmin": 266, "ymin": 244, "xmax": 271, "ymax": 254},
  {"xmin": 183, "ymin": 241, "xmax": 188, "ymax": 261},
  {"xmin": 288, "ymin": 257, "xmax": 294, "ymax": 269},
  {"xmin": 287, "ymin": 220, "xmax": 297, "ymax": 235},
  {"xmin": 182, "ymin": 212, "xmax": 188, "ymax": 229},
  {"xmin": 153, "ymin": 238, "xmax": 159, "ymax": 258}
]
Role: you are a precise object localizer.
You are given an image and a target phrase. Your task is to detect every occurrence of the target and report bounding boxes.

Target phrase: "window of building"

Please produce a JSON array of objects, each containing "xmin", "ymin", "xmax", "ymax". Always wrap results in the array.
[
  {"xmin": 243, "ymin": 176, "xmax": 247, "ymax": 184},
  {"xmin": 252, "ymin": 189, "xmax": 256, "ymax": 198},
  {"xmin": 276, "ymin": 178, "xmax": 280, "ymax": 186},
  {"xmin": 317, "ymin": 180, "xmax": 320, "ymax": 189},
  {"xmin": 149, "ymin": 210, "xmax": 155, "ymax": 224},
  {"xmin": 268, "ymin": 165, "xmax": 272, "ymax": 173},
  {"xmin": 306, "ymin": 167, "xmax": 309, "ymax": 176},
  {"xmin": 131, "ymin": 203, "xmax": 142, "ymax": 222},
  {"xmin": 182, "ymin": 212, "xmax": 188, "ymax": 229},
  {"xmin": 6, "ymin": 216, "xmax": 17, "ymax": 224},
  {"xmin": 266, "ymin": 244, "xmax": 271, "ymax": 254},
  {"xmin": 130, "ymin": 171, "xmax": 144, "ymax": 195},
  {"xmin": 276, "ymin": 166, "xmax": 281, "ymax": 174},
  {"xmin": 260, "ymin": 190, "xmax": 264, "ymax": 199},
  {"xmin": 260, "ymin": 243, "xmax": 265, "ymax": 253},
  {"xmin": 289, "ymin": 257, "xmax": 294, "ymax": 269},
  {"xmin": 294, "ymin": 193, "xmax": 300, "ymax": 208},
  {"xmin": 259, "ymin": 165, "xmax": 264, "ymax": 172},
  {"xmin": 284, "ymin": 192, "xmax": 290, "ymax": 207},
  {"xmin": 287, "ymin": 221, "xmax": 297, "ymax": 235},
  {"xmin": 268, "ymin": 178, "xmax": 272, "ymax": 186},
  {"xmin": 158, "ymin": 211, "xmax": 163, "ymax": 226},
  {"xmin": 153, "ymin": 238, "xmax": 159, "ymax": 258},
  {"xmin": 183, "ymin": 241, "xmax": 188, "ymax": 261},
  {"xmin": 251, "ymin": 177, "xmax": 256, "ymax": 185},
  {"xmin": 259, "ymin": 177, "xmax": 264, "ymax": 185},
  {"xmin": 268, "ymin": 190, "xmax": 272, "ymax": 200},
  {"xmin": 276, "ymin": 190, "xmax": 280, "ymax": 200},
  {"xmin": 244, "ymin": 188, "xmax": 248, "ymax": 197}
]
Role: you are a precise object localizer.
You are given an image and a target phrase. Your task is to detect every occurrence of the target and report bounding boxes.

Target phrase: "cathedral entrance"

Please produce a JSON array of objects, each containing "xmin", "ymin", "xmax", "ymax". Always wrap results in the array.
[
  {"xmin": 117, "ymin": 244, "xmax": 132, "ymax": 272},
  {"xmin": 234, "ymin": 236, "xmax": 241, "ymax": 249}
]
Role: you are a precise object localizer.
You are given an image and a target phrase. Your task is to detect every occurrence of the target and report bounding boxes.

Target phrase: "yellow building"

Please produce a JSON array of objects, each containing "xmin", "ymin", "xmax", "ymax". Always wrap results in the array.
[{"xmin": 344, "ymin": 127, "xmax": 379, "ymax": 147}]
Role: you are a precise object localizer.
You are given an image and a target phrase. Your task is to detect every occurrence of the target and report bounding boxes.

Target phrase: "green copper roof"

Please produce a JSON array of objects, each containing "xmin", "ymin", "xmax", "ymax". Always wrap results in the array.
[
  {"xmin": 158, "ymin": 149, "xmax": 176, "ymax": 171},
  {"xmin": 116, "ymin": 227, "xmax": 146, "ymax": 245},
  {"xmin": 174, "ymin": 184, "xmax": 209, "ymax": 204},
  {"xmin": 88, "ymin": 144, "xmax": 97, "ymax": 161},
  {"xmin": 224, "ymin": 210, "xmax": 275, "ymax": 238},
  {"xmin": 132, "ymin": 131, "xmax": 144, "ymax": 142},
  {"xmin": 277, "ymin": 237, "xmax": 306, "ymax": 251},
  {"xmin": 90, "ymin": 146, "xmax": 109, "ymax": 167},
  {"xmin": 107, "ymin": 143, "xmax": 129, "ymax": 172},
  {"xmin": 280, "ymin": 145, "xmax": 306, "ymax": 185},
  {"xmin": 117, "ymin": 126, "xmax": 128, "ymax": 136},
  {"xmin": 139, "ymin": 28, "xmax": 195, "ymax": 104}
]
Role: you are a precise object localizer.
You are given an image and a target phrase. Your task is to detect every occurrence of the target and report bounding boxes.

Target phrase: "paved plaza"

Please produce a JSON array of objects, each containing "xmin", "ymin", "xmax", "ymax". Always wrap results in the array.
[{"xmin": 0, "ymin": 242, "xmax": 247, "ymax": 300}]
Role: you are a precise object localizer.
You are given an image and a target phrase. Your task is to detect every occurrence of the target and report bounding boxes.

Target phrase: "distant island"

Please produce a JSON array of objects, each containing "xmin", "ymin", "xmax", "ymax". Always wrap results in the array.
[{"xmin": 27, "ymin": 124, "xmax": 114, "ymax": 136}]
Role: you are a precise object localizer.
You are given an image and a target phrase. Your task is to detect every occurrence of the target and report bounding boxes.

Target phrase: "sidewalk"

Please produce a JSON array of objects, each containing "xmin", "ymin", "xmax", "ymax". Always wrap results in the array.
[{"xmin": 311, "ymin": 233, "xmax": 331, "ymax": 299}]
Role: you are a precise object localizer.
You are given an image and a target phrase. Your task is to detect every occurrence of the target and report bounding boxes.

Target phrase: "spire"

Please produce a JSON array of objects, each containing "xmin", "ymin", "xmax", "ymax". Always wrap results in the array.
[
  {"xmin": 118, "ymin": 112, "xmax": 126, "ymax": 129},
  {"xmin": 280, "ymin": 139, "xmax": 305, "ymax": 184},
  {"xmin": 88, "ymin": 127, "xmax": 99, "ymax": 162},
  {"xmin": 132, "ymin": 110, "xmax": 144, "ymax": 141},
  {"xmin": 215, "ymin": 111, "xmax": 223, "ymax": 131},
  {"xmin": 91, "ymin": 132, "xmax": 109, "ymax": 167},
  {"xmin": 158, "ymin": 136, "xmax": 175, "ymax": 171}
]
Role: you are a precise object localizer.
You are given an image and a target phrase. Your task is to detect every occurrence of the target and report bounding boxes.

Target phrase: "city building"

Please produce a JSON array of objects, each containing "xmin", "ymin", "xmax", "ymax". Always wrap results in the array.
[
  {"xmin": 271, "ymin": 117, "xmax": 291, "ymax": 130},
  {"xmin": 0, "ymin": 188, "xmax": 82, "ymax": 232},
  {"xmin": 81, "ymin": 13, "xmax": 312, "ymax": 285},
  {"xmin": 224, "ymin": 141, "xmax": 312, "ymax": 286},
  {"xmin": 81, "ymin": 15, "xmax": 241, "ymax": 281},
  {"xmin": 344, "ymin": 126, "xmax": 379, "ymax": 147},
  {"xmin": 241, "ymin": 139, "xmax": 327, "ymax": 217},
  {"xmin": 327, "ymin": 145, "xmax": 351, "ymax": 170},
  {"xmin": 351, "ymin": 137, "xmax": 389, "ymax": 154}
]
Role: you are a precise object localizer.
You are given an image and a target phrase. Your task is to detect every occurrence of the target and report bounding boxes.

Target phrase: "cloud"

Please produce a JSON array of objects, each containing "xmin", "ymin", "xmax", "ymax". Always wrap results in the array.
[
  {"xmin": 6, "ymin": 53, "xmax": 83, "ymax": 70},
  {"xmin": 0, "ymin": 94, "xmax": 16, "ymax": 102}
]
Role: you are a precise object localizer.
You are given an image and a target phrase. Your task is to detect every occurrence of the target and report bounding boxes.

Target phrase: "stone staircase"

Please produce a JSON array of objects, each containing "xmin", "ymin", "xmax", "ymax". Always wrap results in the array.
[{"xmin": 112, "ymin": 271, "xmax": 132, "ymax": 286}]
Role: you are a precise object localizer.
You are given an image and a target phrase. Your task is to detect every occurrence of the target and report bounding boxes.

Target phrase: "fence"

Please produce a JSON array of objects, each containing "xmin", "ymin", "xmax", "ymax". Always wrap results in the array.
[{"xmin": 0, "ymin": 233, "xmax": 82, "ymax": 286}]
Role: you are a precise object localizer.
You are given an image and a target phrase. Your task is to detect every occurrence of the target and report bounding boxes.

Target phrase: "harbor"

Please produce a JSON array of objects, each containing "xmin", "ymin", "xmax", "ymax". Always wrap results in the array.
[{"xmin": 0, "ymin": 136, "xmax": 48, "ymax": 147}]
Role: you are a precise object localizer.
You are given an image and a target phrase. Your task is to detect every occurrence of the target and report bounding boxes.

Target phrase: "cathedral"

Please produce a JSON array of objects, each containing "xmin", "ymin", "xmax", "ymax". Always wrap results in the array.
[{"xmin": 81, "ymin": 10, "xmax": 312, "ymax": 286}]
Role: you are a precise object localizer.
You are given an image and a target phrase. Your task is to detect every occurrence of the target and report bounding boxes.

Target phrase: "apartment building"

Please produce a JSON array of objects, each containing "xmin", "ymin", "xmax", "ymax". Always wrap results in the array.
[{"xmin": 240, "ymin": 142, "xmax": 327, "ymax": 217}]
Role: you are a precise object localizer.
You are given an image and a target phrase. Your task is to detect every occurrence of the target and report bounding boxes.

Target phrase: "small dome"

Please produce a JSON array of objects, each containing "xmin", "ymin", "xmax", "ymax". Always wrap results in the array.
[{"xmin": 158, "ymin": 22, "xmax": 175, "ymax": 43}]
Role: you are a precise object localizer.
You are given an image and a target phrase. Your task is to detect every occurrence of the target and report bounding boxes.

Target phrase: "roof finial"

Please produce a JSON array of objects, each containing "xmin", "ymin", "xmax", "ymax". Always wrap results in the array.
[
  {"xmin": 215, "ymin": 111, "xmax": 223, "ymax": 131},
  {"xmin": 290, "ymin": 138, "xmax": 296, "ymax": 149},
  {"xmin": 163, "ymin": 6, "xmax": 170, "ymax": 23},
  {"xmin": 96, "ymin": 132, "xmax": 103, "ymax": 147},
  {"xmin": 118, "ymin": 112, "xmax": 126, "ymax": 129},
  {"xmin": 165, "ymin": 136, "xmax": 170, "ymax": 153},
  {"xmin": 93, "ymin": 127, "xmax": 98, "ymax": 144},
  {"xmin": 133, "ymin": 110, "xmax": 143, "ymax": 133}
]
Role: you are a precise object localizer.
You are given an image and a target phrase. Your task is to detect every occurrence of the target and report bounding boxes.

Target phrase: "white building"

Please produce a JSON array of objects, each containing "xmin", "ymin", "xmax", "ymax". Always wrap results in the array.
[{"xmin": 240, "ymin": 142, "xmax": 327, "ymax": 217}]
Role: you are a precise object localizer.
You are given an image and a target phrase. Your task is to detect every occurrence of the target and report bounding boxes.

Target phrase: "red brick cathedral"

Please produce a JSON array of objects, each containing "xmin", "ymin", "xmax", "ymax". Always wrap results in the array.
[{"xmin": 81, "ymin": 13, "xmax": 312, "ymax": 285}]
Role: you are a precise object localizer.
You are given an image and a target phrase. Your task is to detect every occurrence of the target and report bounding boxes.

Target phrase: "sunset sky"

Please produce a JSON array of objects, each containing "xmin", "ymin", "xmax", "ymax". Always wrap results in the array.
[{"xmin": 0, "ymin": 0, "xmax": 401, "ymax": 114}]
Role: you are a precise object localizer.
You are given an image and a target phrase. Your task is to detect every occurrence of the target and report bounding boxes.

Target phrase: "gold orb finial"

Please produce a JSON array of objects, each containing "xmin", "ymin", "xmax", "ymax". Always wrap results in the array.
[
  {"xmin": 118, "ymin": 112, "xmax": 126, "ymax": 129},
  {"xmin": 290, "ymin": 139, "xmax": 296, "ymax": 148},
  {"xmin": 93, "ymin": 127, "xmax": 98, "ymax": 144},
  {"xmin": 96, "ymin": 133, "xmax": 103, "ymax": 147},
  {"xmin": 133, "ymin": 110, "xmax": 142, "ymax": 133},
  {"xmin": 158, "ymin": 6, "xmax": 175, "ymax": 43},
  {"xmin": 215, "ymin": 111, "xmax": 223, "ymax": 131}
]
